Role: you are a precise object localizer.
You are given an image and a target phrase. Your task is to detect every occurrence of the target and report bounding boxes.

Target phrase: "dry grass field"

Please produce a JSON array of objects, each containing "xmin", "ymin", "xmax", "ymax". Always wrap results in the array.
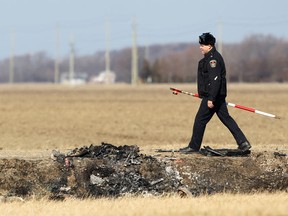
[
  {"xmin": 0, "ymin": 193, "xmax": 287, "ymax": 216},
  {"xmin": 0, "ymin": 83, "xmax": 287, "ymax": 152},
  {"xmin": 0, "ymin": 83, "xmax": 287, "ymax": 215}
]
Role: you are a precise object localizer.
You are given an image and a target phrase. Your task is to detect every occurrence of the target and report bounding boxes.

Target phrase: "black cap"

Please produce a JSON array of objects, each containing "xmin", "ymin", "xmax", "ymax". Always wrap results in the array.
[{"xmin": 199, "ymin": 32, "xmax": 216, "ymax": 46}]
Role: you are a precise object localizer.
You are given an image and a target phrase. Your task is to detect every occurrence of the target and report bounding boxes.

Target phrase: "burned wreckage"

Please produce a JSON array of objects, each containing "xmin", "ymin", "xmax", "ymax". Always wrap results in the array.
[
  {"xmin": 0, "ymin": 142, "xmax": 287, "ymax": 200},
  {"xmin": 50, "ymin": 143, "xmax": 182, "ymax": 198},
  {"xmin": 48, "ymin": 142, "xmax": 287, "ymax": 199}
]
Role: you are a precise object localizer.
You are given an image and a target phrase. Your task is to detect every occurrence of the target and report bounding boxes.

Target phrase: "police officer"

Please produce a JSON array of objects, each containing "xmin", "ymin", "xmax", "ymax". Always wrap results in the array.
[{"xmin": 179, "ymin": 32, "xmax": 251, "ymax": 153}]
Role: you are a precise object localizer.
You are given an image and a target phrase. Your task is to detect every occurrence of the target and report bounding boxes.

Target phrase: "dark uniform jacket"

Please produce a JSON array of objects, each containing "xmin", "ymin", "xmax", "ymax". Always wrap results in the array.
[{"xmin": 197, "ymin": 47, "xmax": 227, "ymax": 102}]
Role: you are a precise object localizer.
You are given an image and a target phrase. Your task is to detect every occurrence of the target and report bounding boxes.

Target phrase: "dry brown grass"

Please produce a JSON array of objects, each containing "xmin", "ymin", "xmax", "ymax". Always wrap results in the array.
[
  {"xmin": 0, "ymin": 83, "xmax": 287, "ymax": 215},
  {"xmin": 0, "ymin": 83, "xmax": 287, "ymax": 153},
  {"xmin": 0, "ymin": 193, "xmax": 287, "ymax": 216}
]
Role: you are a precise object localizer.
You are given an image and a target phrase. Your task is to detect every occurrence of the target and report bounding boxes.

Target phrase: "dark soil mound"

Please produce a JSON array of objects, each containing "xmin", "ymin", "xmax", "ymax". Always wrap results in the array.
[{"xmin": 0, "ymin": 142, "xmax": 287, "ymax": 200}]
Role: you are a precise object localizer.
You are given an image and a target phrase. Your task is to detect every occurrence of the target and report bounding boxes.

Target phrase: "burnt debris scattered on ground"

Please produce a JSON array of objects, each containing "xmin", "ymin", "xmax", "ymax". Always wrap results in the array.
[
  {"xmin": 49, "ymin": 142, "xmax": 182, "ymax": 199},
  {"xmin": 0, "ymin": 142, "xmax": 287, "ymax": 201},
  {"xmin": 155, "ymin": 146, "xmax": 251, "ymax": 157}
]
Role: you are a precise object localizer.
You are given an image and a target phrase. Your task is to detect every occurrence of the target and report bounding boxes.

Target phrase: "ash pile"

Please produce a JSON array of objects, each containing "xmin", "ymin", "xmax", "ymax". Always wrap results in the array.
[{"xmin": 51, "ymin": 142, "xmax": 181, "ymax": 199}]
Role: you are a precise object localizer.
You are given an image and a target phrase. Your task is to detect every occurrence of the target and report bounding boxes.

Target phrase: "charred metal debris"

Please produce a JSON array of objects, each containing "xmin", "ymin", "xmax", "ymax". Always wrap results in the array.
[
  {"xmin": 50, "ymin": 142, "xmax": 182, "ymax": 199},
  {"xmin": 49, "ymin": 142, "xmax": 287, "ymax": 200},
  {"xmin": 155, "ymin": 146, "xmax": 251, "ymax": 157}
]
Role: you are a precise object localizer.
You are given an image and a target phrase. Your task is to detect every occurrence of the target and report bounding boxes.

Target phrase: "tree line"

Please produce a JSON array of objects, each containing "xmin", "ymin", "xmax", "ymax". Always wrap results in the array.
[{"xmin": 0, "ymin": 34, "xmax": 287, "ymax": 83}]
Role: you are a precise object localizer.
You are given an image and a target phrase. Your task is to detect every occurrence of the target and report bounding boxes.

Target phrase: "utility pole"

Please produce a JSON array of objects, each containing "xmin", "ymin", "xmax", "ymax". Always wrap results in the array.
[
  {"xmin": 9, "ymin": 30, "xmax": 15, "ymax": 84},
  {"xmin": 217, "ymin": 20, "xmax": 230, "ymax": 82},
  {"xmin": 131, "ymin": 18, "xmax": 138, "ymax": 85},
  {"xmin": 69, "ymin": 35, "xmax": 75, "ymax": 84},
  {"xmin": 54, "ymin": 24, "xmax": 60, "ymax": 84},
  {"xmin": 144, "ymin": 44, "xmax": 150, "ymax": 61},
  {"xmin": 144, "ymin": 43, "xmax": 152, "ymax": 83},
  {"xmin": 217, "ymin": 20, "xmax": 223, "ymax": 55},
  {"xmin": 105, "ymin": 19, "xmax": 111, "ymax": 84}
]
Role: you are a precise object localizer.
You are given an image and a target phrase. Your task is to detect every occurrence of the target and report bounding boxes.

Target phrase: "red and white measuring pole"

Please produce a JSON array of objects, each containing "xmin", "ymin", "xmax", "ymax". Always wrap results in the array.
[{"xmin": 170, "ymin": 87, "xmax": 280, "ymax": 119}]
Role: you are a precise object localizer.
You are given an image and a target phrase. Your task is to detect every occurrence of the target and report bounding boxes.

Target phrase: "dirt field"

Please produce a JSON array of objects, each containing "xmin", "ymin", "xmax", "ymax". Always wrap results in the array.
[
  {"xmin": 0, "ymin": 83, "xmax": 287, "ymax": 215},
  {"xmin": 0, "ymin": 83, "xmax": 287, "ymax": 152}
]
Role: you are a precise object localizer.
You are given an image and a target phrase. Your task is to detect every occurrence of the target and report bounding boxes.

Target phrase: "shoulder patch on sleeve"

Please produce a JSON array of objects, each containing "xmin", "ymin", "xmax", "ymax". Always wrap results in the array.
[{"xmin": 209, "ymin": 59, "xmax": 217, "ymax": 68}]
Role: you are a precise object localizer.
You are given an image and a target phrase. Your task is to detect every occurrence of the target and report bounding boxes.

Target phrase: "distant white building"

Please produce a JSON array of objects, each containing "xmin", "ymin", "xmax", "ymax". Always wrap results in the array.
[
  {"xmin": 90, "ymin": 71, "xmax": 116, "ymax": 84},
  {"xmin": 60, "ymin": 72, "xmax": 88, "ymax": 85}
]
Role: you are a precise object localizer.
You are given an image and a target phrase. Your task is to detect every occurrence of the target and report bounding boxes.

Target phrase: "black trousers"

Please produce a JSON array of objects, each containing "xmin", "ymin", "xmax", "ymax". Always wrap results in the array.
[{"xmin": 188, "ymin": 97, "xmax": 248, "ymax": 150}]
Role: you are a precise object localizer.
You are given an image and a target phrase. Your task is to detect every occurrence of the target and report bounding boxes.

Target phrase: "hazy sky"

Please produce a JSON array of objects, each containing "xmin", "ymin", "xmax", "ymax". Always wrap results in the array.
[{"xmin": 1, "ymin": 0, "xmax": 288, "ymax": 59}]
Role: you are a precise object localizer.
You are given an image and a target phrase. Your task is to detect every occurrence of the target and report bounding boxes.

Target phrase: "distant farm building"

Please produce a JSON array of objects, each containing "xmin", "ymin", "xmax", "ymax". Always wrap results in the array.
[
  {"xmin": 90, "ymin": 71, "xmax": 116, "ymax": 84},
  {"xmin": 60, "ymin": 72, "xmax": 88, "ymax": 85}
]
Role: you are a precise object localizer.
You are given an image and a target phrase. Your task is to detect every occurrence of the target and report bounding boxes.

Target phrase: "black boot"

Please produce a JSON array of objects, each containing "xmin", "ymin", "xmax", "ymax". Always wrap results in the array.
[
  {"xmin": 238, "ymin": 141, "xmax": 251, "ymax": 151},
  {"xmin": 179, "ymin": 146, "xmax": 199, "ymax": 153}
]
